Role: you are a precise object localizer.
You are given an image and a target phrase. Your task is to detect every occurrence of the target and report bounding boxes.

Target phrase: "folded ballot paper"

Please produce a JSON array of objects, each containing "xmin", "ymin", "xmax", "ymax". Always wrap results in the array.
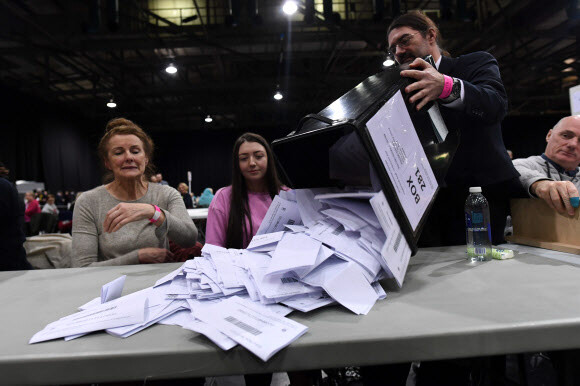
[{"xmin": 30, "ymin": 188, "xmax": 409, "ymax": 362}]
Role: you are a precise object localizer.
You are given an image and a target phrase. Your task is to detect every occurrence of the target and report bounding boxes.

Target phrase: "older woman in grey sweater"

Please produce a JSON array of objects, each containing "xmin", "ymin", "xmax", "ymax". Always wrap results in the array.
[{"xmin": 72, "ymin": 118, "xmax": 197, "ymax": 267}]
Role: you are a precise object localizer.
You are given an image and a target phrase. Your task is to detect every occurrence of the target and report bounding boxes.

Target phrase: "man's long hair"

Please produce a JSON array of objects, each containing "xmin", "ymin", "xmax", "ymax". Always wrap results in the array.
[
  {"xmin": 387, "ymin": 11, "xmax": 449, "ymax": 57},
  {"xmin": 225, "ymin": 133, "xmax": 282, "ymax": 249}
]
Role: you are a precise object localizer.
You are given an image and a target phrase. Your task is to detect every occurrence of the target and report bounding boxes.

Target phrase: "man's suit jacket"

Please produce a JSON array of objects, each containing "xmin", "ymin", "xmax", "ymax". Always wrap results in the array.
[{"xmin": 438, "ymin": 51, "xmax": 519, "ymax": 187}]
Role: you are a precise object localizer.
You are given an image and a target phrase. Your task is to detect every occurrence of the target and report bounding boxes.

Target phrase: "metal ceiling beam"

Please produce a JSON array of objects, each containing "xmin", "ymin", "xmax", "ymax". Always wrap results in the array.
[
  {"xmin": 0, "ymin": 0, "xmax": 576, "ymax": 130},
  {"xmin": 49, "ymin": 74, "xmax": 364, "ymax": 97}
]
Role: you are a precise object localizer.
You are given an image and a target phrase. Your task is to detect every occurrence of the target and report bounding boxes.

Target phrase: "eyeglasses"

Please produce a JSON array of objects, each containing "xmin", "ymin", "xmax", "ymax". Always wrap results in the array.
[{"xmin": 388, "ymin": 32, "xmax": 419, "ymax": 55}]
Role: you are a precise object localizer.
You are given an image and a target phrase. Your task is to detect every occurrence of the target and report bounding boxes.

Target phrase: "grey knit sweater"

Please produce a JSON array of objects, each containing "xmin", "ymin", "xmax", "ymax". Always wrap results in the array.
[
  {"xmin": 72, "ymin": 183, "xmax": 197, "ymax": 267},
  {"xmin": 513, "ymin": 155, "xmax": 580, "ymax": 197}
]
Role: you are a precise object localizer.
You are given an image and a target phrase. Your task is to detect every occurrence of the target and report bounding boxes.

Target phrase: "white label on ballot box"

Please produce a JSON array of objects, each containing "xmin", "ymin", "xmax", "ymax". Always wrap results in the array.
[
  {"xmin": 369, "ymin": 191, "xmax": 412, "ymax": 287},
  {"xmin": 366, "ymin": 90, "xmax": 437, "ymax": 230}
]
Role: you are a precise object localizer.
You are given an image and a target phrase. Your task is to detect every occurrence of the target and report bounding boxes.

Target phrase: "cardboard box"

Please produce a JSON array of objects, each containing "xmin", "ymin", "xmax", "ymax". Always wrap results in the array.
[{"xmin": 507, "ymin": 198, "xmax": 580, "ymax": 254}]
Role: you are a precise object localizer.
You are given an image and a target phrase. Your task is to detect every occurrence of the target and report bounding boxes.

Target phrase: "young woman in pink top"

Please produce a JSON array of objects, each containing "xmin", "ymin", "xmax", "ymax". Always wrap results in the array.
[
  {"xmin": 206, "ymin": 133, "xmax": 321, "ymax": 386},
  {"xmin": 206, "ymin": 132, "xmax": 284, "ymax": 249},
  {"xmin": 206, "ymin": 133, "xmax": 282, "ymax": 385}
]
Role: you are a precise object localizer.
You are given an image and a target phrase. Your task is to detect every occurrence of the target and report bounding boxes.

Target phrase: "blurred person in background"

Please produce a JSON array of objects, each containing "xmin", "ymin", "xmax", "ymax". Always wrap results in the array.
[
  {"xmin": 55, "ymin": 191, "xmax": 66, "ymax": 206},
  {"xmin": 156, "ymin": 172, "xmax": 169, "ymax": 186},
  {"xmin": 196, "ymin": 187, "xmax": 214, "ymax": 208},
  {"xmin": 66, "ymin": 191, "xmax": 76, "ymax": 203},
  {"xmin": 24, "ymin": 191, "xmax": 41, "ymax": 223},
  {"xmin": 42, "ymin": 194, "xmax": 59, "ymax": 215},
  {"xmin": 177, "ymin": 182, "xmax": 194, "ymax": 209}
]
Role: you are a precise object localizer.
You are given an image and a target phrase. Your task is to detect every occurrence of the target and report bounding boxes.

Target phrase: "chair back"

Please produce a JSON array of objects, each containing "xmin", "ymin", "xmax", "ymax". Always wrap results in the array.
[{"xmin": 29, "ymin": 213, "xmax": 58, "ymax": 235}]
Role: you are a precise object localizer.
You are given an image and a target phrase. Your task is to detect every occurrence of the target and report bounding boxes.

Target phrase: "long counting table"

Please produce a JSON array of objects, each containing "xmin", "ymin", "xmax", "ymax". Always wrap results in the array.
[{"xmin": 2, "ymin": 245, "xmax": 580, "ymax": 385}]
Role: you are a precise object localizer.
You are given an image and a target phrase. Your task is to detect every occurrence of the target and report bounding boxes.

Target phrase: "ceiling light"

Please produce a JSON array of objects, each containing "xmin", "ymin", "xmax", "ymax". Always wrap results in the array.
[
  {"xmin": 383, "ymin": 58, "xmax": 395, "ymax": 67},
  {"xmin": 165, "ymin": 63, "xmax": 177, "ymax": 74},
  {"xmin": 282, "ymin": 1, "xmax": 298, "ymax": 15},
  {"xmin": 106, "ymin": 98, "xmax": 117, "ymax": 108},
  {"xmin": 274, "ymin": 90, "xmax": 283, "ymax": 100},
  {"xmin": 564, "ymin": 58, "xmax": 576, "ymax": 65},
  {"xmin": 205, "ymin": 115, "xmax": 213, "ymax": 123},
  {"xmin": 562, "ymin": 67, "xmax": 575, "ymax": 73}
]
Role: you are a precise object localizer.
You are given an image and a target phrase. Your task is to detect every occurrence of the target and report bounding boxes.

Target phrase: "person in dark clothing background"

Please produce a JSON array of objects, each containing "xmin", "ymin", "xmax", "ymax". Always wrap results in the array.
[
  {"xmin": 0, "ymin": 167, "xmax": 32, "ymax": 271},
  {"xmin": 0, "ymin": 161, "xmax": 9, "ymax": 178},
  {"xmin": 177, "ymin": 182, "xmax": 194, "ymax": 209}
]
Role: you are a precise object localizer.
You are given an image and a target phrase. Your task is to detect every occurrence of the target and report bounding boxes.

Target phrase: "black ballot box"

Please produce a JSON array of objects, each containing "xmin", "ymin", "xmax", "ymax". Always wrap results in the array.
[{"xmin": 271, "ymin": 67, "xmax": 459, "ymax": 254}]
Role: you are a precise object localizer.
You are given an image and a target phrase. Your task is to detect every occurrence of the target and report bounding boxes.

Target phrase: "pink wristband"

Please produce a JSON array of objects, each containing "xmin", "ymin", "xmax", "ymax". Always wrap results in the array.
[
  {"xmin": 149, "ymin": 205, "xmax": 161, "ymax": 223},
  {"xmin": 439, "ymin": 75, "xmax": 453, "ymax": 99}
]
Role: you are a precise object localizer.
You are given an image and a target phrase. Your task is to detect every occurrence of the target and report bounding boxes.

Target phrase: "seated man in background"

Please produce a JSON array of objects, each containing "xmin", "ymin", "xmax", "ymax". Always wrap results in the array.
[
  {"xmin": 156, "ymin": 172, "xmax": 169, "ymax": 186},
  {"xmin": 177, "ymin": 182, "xmax": 194, "ymax": 209},
  {"xmin": 514, "ymin": 116, "xmax": 580, "ymax": 386},
  {"xmin": 42, "ymin": 194, "xmax": 59, "ymax": 215},
  {"xmin": 513, "ymin": 115, "xmax": 580, "ymax": 217}
]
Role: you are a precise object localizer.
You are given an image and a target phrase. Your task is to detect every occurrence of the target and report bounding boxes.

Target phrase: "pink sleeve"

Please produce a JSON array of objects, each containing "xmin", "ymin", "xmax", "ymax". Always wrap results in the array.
[
  {"xmin": 205, "ymin": 189, "xmax": 228, "ymax": 247},
  {"xmin": 25, "ymin": 201, "xmax": 40, "ymax": 217}
]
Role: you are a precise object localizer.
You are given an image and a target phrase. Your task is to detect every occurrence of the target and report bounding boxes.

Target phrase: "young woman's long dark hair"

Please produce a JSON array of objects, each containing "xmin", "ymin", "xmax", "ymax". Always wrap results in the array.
[{"xmin": 225, "ymin": 133, "xmax": 282, "ymax": 249}]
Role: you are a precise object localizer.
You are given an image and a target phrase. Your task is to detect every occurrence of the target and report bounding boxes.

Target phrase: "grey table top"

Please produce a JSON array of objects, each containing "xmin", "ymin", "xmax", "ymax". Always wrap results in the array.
[{"xmin": 2, "ymin": 245, "xmax": 580, "ymax": 385}]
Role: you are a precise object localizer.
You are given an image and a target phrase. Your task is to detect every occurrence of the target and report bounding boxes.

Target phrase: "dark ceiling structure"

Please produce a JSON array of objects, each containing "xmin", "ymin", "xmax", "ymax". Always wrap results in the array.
[{"xmin": 0, "ymin": 0, "xmax": 578, "ymax": 132}]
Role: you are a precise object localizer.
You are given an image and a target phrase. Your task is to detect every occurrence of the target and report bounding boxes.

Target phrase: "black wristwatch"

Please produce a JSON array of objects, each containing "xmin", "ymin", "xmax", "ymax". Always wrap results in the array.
[{"xmin": 440, "ymin": 77, "xmax": 461, "ymax": 104}]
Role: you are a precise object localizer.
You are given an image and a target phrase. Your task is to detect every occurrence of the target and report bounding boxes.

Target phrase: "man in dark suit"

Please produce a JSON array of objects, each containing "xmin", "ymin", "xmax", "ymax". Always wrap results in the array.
[
  {"xmin": 359, "ymin": 11, "xmax": 521, "ymax": 386},
  {"xmin": 387, "ymin": 11, "xmax": 521, "ymax": 247}
]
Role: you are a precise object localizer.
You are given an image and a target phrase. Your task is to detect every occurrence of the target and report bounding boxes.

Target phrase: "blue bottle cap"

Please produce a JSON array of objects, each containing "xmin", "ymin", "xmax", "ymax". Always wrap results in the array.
[{"xmin": 570, "ymin": 197, "xmax": 580, "ymax": 208}]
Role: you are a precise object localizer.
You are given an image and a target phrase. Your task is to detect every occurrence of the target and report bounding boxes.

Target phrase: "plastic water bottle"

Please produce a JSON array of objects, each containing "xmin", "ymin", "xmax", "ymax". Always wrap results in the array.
[{"xmin": 465, "ymin": 187, "xmax": 492, "ymax": 262}]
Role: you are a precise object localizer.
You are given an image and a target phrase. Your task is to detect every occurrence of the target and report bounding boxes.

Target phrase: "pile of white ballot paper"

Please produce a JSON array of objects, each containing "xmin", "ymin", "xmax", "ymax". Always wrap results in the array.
[{"xmin": 30, "ymin": 188, "xmax": 412, "ymax": 362}]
